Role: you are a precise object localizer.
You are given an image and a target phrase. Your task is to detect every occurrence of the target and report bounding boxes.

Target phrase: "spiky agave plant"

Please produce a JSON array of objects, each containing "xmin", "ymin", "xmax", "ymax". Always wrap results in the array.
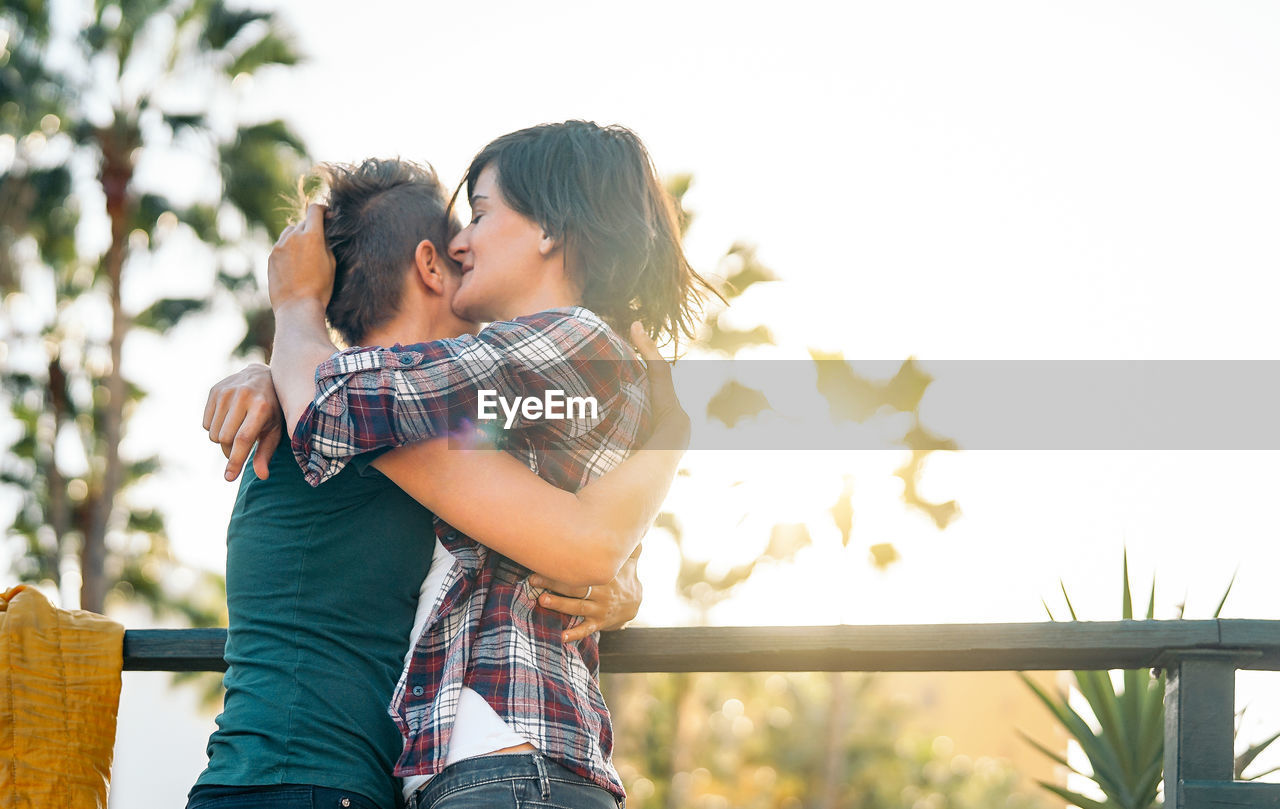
[{"xmin": 1018, "ymin": 552, "xmax": 1271, "ymax": 809}]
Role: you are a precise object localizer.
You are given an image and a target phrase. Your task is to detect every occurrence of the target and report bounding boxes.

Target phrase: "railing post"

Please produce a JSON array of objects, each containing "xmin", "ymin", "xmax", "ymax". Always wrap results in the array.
[{"xmin": 1162, "ymin": 652, "xmax": 1236, "ymax": 809}]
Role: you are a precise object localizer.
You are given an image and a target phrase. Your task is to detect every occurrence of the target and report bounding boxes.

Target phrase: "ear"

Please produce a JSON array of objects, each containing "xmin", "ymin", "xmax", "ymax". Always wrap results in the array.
[
  {"xmin": 414, "ymin": 240, "xmax": 447, "ymax": 295},
  {"xmin": 538, "ymin": 230, "xmax": 559, "ymax": 257}
]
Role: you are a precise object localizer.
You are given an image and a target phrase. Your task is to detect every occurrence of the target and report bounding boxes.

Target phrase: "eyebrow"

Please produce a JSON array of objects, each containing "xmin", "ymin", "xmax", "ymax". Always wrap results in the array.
[{"xmin": 470, "ymin": 194, "xmax": 489, "ymax": 206}]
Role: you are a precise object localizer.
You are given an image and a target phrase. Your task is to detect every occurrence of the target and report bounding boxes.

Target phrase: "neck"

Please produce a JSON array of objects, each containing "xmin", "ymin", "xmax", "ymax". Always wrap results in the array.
[
  {"xmin": 359, "ymin": 312, "xmax": 454, "ymax": 348},
  {"xmin": 494, "ymin": 277, "xmax": 581, "ymax": 322}
]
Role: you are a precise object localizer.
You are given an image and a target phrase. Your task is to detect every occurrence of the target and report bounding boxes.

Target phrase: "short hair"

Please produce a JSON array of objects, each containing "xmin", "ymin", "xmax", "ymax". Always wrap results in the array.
[
  {"xmin": 311, "ymin": 158, "xmax": 457, "ymax": 346},
  {"xmin": 454, "ymin": 121, "xmax": 716, "ymax": 346}
]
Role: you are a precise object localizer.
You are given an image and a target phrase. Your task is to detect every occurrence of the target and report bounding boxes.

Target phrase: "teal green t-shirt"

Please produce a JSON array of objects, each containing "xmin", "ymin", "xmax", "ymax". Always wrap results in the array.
[{"xmin": 194, "ymin": 439, "xmax": 435, "ymax": 808}]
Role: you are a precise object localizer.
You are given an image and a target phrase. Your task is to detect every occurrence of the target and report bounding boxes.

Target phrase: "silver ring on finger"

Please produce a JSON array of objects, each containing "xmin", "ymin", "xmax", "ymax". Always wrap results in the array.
[{"xmin": 585, "ymin": 586, "xmax": 592, "ymax": 600}]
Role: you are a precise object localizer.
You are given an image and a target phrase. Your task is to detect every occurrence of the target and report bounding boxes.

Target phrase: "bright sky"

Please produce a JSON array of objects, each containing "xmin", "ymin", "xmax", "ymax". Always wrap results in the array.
[{"xmin": 11, "ymin": 0, "xmax": 1280, "ymax": 805}]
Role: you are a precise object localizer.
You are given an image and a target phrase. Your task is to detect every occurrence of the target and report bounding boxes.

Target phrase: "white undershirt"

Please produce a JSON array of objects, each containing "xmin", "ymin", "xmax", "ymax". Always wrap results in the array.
[{"xmin": 400, "ymin": 542, "xmax": 532, "ymax": 800}]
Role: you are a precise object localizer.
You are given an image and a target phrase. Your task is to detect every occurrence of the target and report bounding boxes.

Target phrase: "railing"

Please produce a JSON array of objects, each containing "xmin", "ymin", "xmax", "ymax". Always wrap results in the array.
[{"xmin": 124, "ymin": 619, "xmax": 1280, "ymax": 809}]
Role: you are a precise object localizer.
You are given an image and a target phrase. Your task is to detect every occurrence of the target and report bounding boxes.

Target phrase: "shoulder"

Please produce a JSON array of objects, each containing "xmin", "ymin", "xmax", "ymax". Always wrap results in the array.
[{"xmin": 482, "ymin": 307, "xmax": 635, "ymax": 364}]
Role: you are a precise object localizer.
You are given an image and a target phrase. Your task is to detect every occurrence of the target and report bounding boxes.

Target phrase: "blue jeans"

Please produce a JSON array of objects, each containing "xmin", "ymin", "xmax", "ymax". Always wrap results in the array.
[
  {"xmin": 405, "ymin": 754, "xmax": 620, "ymax": 809},
  {"xmin": 186, "ymin": 784, "xmax": 385, "ymax": 809}
]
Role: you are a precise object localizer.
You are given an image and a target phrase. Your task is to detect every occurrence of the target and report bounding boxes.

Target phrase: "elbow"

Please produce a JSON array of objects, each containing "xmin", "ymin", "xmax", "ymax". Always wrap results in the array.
[
  {"xmin": 268, "ymin": 382, "xmax": 312, "ymax": 441},
  {"xmin": 566, "ymin": 527, "xmax": 635, "ymax": 586},
  {"xmin": 282, "ymin": 405, "xmax": 305, "ymax": 441},
  {"xmin": 527, "ymin": 519, "xmax": 639, "ymax": 586}
]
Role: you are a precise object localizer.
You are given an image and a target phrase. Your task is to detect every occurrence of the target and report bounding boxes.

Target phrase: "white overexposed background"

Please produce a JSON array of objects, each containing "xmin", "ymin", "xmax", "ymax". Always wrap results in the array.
[{"xmin": 3, "ymin": 1, "xmax": 1278, "ymax": 806}]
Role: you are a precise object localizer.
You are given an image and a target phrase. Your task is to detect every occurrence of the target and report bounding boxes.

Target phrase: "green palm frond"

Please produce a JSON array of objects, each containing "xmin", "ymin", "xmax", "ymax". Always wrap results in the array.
[
  {"xmin": 200, "ymin": 0, "xmax": 272, "ymax": 50},
  {"xmin": 1060, "ymin": 581, "xmax": 1080, "ymax": 620},
  {"xmin": 2, "ymin": 0, "xmax": 304, "ymax": 666},
  {"xmin": 219, "ymin": 120, "xmax": 308, "ymax": 237},
  {"xmin": 1037, "ymin": 781, "xmax": 1117, "ymax": 809},
  {"xmin": 1017, "ymin": 729, "xmax": 1082, "ymax": 775},
  {"xmin": 1237, "ymin": 729, "xmax": 1280, "ymax": 780},
  {"xmin": 226, "ymin": 30, "xmax": 300, "ymax": 76},
  {"xmin": 1021, "ymin": 555, "xmax": 1162, "ymax": 809},
  {"xmin": 1021, "ymin": 554, "xmax": 1269, "ymax": 809},
  {"xmin": 1019, "ymin": 672, "xmax": 1134, "ymax": 801},
  {"xmin": 1213, "ymin": 570, "xmax": 1236, "ymax": 618}
]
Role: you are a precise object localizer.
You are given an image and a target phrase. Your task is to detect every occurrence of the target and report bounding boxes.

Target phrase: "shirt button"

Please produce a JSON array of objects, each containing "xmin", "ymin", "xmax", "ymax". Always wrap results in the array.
[
  {"xmin": 412, "ymin": 685, "xmax": 424, "ymax": 696},
  {"xmin": 340, "ymin": 799, "xmax": 351, "ymax": 808}
]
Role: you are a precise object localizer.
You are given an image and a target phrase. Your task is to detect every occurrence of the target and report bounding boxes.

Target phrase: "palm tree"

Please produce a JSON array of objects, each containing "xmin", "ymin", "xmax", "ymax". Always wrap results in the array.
[{"xmin": 1, "ymin": 0, "xmax": 308, "ymax": 616}]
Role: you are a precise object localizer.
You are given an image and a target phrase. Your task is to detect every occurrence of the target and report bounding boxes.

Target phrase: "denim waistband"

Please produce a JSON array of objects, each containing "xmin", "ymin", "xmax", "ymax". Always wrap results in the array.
[
  {"xmin": 187, "ymin": 783, "xmax": 385, "ymax": 809},
  {"xmin": 407, "ymin": 753, "xmax": 616, "ymax": 809}
]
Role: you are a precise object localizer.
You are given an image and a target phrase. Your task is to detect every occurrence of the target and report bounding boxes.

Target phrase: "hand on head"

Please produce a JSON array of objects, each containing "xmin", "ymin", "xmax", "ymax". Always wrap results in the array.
[{"xmin": 268, "ymin": 203, "xmax": 336, "ymax": 311}]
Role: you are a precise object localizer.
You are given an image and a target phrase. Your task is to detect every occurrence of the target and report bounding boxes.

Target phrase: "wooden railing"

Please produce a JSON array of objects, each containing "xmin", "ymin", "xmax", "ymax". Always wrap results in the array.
[{"xmin": 124, "ymin": 619, "xmax": 1280, "ymax": 809}]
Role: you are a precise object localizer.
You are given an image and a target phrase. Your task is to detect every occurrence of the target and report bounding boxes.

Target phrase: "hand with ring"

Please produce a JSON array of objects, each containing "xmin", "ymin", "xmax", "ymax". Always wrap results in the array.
[{"xmin": 530, "ymin": 550, "xmax": 643, "ymax": 643}]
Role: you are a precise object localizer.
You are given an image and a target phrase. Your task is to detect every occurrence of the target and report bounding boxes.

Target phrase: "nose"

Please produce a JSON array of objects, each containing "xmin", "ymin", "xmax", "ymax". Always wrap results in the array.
[{"xmin": 448, "ymin": 226, "xmax": 470, "ymax": 264}]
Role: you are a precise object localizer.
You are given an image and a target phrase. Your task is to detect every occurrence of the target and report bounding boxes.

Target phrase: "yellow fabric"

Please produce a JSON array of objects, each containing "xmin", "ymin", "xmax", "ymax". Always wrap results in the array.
[{"xmin": 0, "ymin": 585, "xmax": 124, "ymax": 809}]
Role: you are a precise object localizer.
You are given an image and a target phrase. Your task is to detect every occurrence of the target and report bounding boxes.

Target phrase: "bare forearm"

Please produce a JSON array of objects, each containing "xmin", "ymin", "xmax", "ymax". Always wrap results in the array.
[
  {"xmin": 269, "ymin": 299, "xmax": 338, "ymax": 437},
  {"xmin": 372, "ymin": 422, "xmax": 685, "ymax": 586},
  {"xmin": 373, "ymin": 443, "xmax": 625, "ymax": 586},
  {"xmin": 571, "ymin": 419, "xmax": 687, "ymax": 565}
]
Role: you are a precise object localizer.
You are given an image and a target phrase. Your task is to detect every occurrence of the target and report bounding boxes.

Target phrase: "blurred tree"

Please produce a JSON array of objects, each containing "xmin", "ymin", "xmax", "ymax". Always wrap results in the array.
[
  {"xmin": 0, "ymin": 0, "xmax": 307, "ymax": 620},
  {"xmin": 810, "ymin": 353, "xmax": 959, "ymax": 533},
  {"xmin": 610, "ymin": 670, "xmax": 1048, "ymax": 809},
  {"xmin": 625, "ymin": 176, "xmax": 966, "ymax": 808},
  {"xmin": 662, "ymin": 176, "xmax": 957, "ymax": 602}
]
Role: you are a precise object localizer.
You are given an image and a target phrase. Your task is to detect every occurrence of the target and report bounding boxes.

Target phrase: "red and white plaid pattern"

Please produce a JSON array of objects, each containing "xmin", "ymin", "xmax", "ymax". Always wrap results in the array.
[{"xmin": 290, "ymin": 307, "xmax": 648, "ymax": 799}]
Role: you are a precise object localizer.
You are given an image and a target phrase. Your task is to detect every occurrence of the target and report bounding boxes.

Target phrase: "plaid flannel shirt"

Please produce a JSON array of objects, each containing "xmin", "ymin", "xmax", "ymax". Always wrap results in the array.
[{"xmin": 290, "ymin": 307, "xmax": 648, "ymax": 799}]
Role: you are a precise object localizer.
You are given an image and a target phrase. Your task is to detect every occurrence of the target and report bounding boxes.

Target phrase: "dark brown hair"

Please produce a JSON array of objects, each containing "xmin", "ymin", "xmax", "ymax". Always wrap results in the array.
[
  {"xmin": 452, "ymin": 121, "xmax": 717, "ymax": 346},
  {"xmin": 310, "ymin": 158, "xmax": 458, "ymax": 345}
]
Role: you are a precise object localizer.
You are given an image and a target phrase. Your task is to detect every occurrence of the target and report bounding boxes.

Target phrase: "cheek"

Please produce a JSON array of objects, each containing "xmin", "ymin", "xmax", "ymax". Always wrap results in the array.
[{"xmin": 472, "ymin": 227, "xmax": 495, "ymax": 260}]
